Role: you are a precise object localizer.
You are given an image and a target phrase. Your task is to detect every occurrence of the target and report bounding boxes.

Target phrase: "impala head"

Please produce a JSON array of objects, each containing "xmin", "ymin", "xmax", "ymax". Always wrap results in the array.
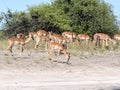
[{"xmin": 17, "ymin": 33, "xmax": 25, "ymax": 39}]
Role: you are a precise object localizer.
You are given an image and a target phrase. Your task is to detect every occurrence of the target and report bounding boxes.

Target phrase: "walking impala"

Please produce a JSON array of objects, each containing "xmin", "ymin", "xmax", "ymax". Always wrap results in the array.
[
  {"xmin": 29, "ymin": 31, "xmax": 49, "ymax": 51},
  {"xmin": 49, "ymin": 32, "xmax": 69, "ymax": 49},
  {"xmin": 114, "ymin": 34, "xmax": 120, "ymax": 41},
  {"xmin": 76, "ymin": 34, "xmax": 91, "ymax": 45},
  {"xmin": 5, "ymin": 35, "xmax": 31, "ymax": 57},
  {"xmin": 48, "ymin": 41, "xmax": 70, "ymax": 63},
  {"xmin": 28, "ymin": 31, "xmax": 37, "ymax": 40},
  {"xmin": 62, "ymin": 31, "xmax": 76, "ymax": 42},
  {"xmin": 93, "ymin": 33, "xmax": 116, "ymax": 48},
  {"xmin": 37, "ymin": 29, "xmax": 48, "ymax": 36},
  {"xmin": 34, "ymin": 35, "xmax": 49, "ymax": 51}
]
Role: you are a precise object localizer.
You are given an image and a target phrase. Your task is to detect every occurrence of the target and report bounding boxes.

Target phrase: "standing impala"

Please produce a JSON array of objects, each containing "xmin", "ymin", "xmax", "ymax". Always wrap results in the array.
[
  {"xmin": 93, "ymin": 33, "xmax": 116, "ymax": 48},
  {"xmin": 76, "ymin": 34, "xmax": 91, "ymax": 45},
  {"xmin": 62, "ymin": 31, "xmax": 76, "ymax": 42},
  {"xmin": 34, "ymin": 35, "xmax": 49, "ymax": 51},
  {"xmin": 37, "ymin": 29, "xmax": 48, "ymax": 36},
  {"xmin": 48, "ymin": 41, "xmax": 70, "ymax": 63},
  {"xmin": 29, "ymin": 31, "xmax": 49, "ymax": 51},
  {"xmin": 49, "ymin": 32, "xmax": 69, "ymax": 49},
  {"xmin": 5, "ymin": 35, "xmax": 31, "ymax": 57},
  {"xmin": 114, "ymin": 34, "xmax": 120, "ymax": 41},
  {"xmin": 29, "ymin": 31, "xmax": 37, "ymax": 40}
]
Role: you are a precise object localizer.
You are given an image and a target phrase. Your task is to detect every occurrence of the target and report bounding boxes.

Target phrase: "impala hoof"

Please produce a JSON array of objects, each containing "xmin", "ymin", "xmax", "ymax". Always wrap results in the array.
[
  {"xmin": 4, "ymin": 53, "xmax": 8, "ymax": 56},
  {"xmin": 48, "ymin": 58, "xmax": 52, "ymax": 61}
]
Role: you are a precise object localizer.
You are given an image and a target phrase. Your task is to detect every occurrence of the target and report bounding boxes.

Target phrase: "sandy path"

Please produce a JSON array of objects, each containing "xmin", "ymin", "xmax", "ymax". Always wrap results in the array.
[
  {"xmin": 0, "ymin": 50, "xmax": 120, "ymax": 90},
  {"xmin": 0, "ymin": 73, "xmax": 120, "ymax": 90}
]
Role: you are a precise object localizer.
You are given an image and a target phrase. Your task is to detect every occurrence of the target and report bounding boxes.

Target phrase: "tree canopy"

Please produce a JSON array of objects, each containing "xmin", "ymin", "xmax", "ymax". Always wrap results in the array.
[{"xmin": 0, "ymin": 0, "xmax": 119, "ymax": 37}]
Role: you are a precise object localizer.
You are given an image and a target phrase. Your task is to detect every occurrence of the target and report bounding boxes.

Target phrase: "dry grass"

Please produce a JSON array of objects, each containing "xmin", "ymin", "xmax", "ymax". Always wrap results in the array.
[
  {"xmin": 0, "ymin": 39, "xmax": 8, "ymax": 50},
  {"xmin": 0, "ymin": 38, "xmax": 120, "ymax": 58}
]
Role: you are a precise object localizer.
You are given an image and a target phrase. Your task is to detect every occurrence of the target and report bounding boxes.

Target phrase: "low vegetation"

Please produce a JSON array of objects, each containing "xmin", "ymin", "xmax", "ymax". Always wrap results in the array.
[{"xmin": 0, "ymin": 0, "xmax": 120, "ymax": 57}]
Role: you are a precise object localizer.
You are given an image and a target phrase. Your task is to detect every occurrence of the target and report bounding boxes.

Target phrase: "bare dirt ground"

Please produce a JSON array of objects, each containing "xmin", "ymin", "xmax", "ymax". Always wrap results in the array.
[{"xmin": 0, "ymin": 49, "xmax": 120, "ymax": 90}]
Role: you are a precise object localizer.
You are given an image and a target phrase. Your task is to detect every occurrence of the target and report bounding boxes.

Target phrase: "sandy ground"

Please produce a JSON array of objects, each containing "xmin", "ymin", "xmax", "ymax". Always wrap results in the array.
[{"xmin": 0, "ymin": 49, "xmax": 120, "ymax": 90}]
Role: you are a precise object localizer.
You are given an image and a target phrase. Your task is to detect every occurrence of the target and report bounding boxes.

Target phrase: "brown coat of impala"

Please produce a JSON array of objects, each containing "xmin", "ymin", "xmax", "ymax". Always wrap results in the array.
[
  {"xmin": 34, "ymin": 35, "xmax": 49, "ymax": 51},
  {"xmin": 62, "ymin": 31, "xmax": 76, "ymax": 42},
  {"xmin": 48, "ymin": 41, "xmax": 70, "ymax": 63},
  {"xmin": 29, "ymin": 31, "xmax": 37, "ymax": 40},
  {"xmin": 114, "ymin": 34, "xmax": 120, "ymax": 40},
  {"xmin": 5, "ymin": 36, "xmax": 31, "ymax": 57},
  {"xmin": 49, "ymin": 32, "xmax": 69, "ymax": 44},
  {"xmin": 76, "ymin": 34, "xmax": 91, "ymax": 43},
  {"xmin": 93, "ymin": 33, "xmax": 116, "ymax": 47},
  {"xmin": 37, "ymin": 30, "xmax": 48, "ymax": 36},
  {"xmin": 16, "ymin": 33, "xmax": 26, "ymax": 39},
  {"xmin": 29, "ymin": 31, "xmax": 49, "ymax": 50}
]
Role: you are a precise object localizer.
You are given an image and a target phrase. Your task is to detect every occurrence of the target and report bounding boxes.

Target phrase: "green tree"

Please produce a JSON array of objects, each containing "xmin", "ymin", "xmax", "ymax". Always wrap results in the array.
[
  {"xmin": 29, "ymin": 4, "xmax": 71, "ymax": 33},
  {"xmin": 53, "ymin": 0, "xmax": 119, "ymax": 36},
  {"xmin": 1, "ymin": 9, "xmax": 32, "ymax": 36},
  {"xmin": 0, "ymin": 0, "xmax": 119, "ymax": 37}
]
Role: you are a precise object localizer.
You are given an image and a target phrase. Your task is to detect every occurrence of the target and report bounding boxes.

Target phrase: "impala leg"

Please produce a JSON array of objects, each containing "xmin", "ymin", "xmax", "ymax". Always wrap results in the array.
[
  {"xmin": 105, "ymin": 40, "xmax": 109, "ymax": 49},
  {"xmin": 67, "ymin": 53, "xmax": 70, "ymax": 63},
  {"xmin": 63, "ymin": 50, "xmax": 70, "ymax": 63},
  {"xmin": 35, "ymin": 41, "xmax": 39, "ymax": 49},
  {"xmin": 35, "ymin": 38, "xmax": 40, "ymax": 49},
  {"xmin": 20, "ymin": 45, "xmax": 24, "ymax": 57},
  {"xmin": 56, "ymin": 50, "xmax": 60, "ymax": 61},
  {"xmin": 106, "ymin": 40, "xmax": 109, "ymax": 46},
  {"xmin": 45, "ymin": 42, "xmax": 48, "ymax": 52},
  {"xmin": 101, "ymin": 40, "xmax": 104, "ymax": 48},
  {"xmin": 48, "ymin": 48, "xmax": 52, "ymax": 61},
  {"xmin": 5, "ymin": 44, "xmax": 13, "ymax": 56}
]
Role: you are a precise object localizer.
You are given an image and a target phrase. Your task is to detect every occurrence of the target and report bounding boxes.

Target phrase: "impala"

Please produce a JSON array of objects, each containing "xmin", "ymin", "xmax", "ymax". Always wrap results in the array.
[
  {"xmin": 62, "ymin": 31, "xmax": 76, "ymax": 42},
  {"xmin": 29, "ymin": 31, "xmax": 49, "ymax": 51},
  {"xmin": 76, "ymin": 34, "xmax": 91, "ymax": 45},
  {"xmin": 37, "ymin": 29, "xmax": 48, "ymax": 36},
  {"xmin": 49, "ymin": 32, "xmax": 69, "ymax": 49},
  {"xmin": 16, "ymin": 33, "xmax": 26, "ymax": 39},
  {"xmin": 34, "ymin": 35, "xmax": 49, "ymax": 51},
  {"xmin": 5, "ymin": 35, "xmax": 31, "ymax": 57},
  {"xmin": 93, "ymin": 33, "xmax": 116, "ymax": 48},
  {"xmin": 29, "ymin": 31, "xmax": 37, "ymax": 40},
  {"xmin": 114, "ymin": 34, "xmax": 120, "ymax": 41},
  {"xmin": 48, "ymin": 41, "xmax": 70, "ymax": 63}
]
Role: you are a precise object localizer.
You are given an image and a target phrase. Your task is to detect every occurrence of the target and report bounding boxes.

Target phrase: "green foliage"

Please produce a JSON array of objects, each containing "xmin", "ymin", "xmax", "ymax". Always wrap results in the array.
[
  {"xmin": 29, "ymin": 4, "xmax": 71, "ymax": 33},
  {"xmin": 58, "ymin": 0, "xmax": 119, "ymax": 36},
  {"xmin": 0, "ymin": 0, "xmax": 119, "ymax": 36},
  {"xmin": 1, "ymin": 9, "xmax": 32, "ymax": 36}
]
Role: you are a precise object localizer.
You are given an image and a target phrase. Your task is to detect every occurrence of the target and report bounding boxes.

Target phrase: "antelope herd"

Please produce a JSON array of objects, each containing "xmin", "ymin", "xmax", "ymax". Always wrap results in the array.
[{"xmin": 4, "ymin": 29, "xmax": 120, "ymax": 63}]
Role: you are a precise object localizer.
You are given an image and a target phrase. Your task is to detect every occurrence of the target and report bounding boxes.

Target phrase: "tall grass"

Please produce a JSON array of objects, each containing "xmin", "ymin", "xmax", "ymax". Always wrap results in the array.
[
  {"xmin": 67, "ymin": 40, "xmax": 120, "ymax": 57},
  {"xmin": 0, "ymin": 31, "xmax": 8, "ymax": 50},
  {"xmin": 0, "ymin": 31, "xmax": 120, "ymax": 57}
]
